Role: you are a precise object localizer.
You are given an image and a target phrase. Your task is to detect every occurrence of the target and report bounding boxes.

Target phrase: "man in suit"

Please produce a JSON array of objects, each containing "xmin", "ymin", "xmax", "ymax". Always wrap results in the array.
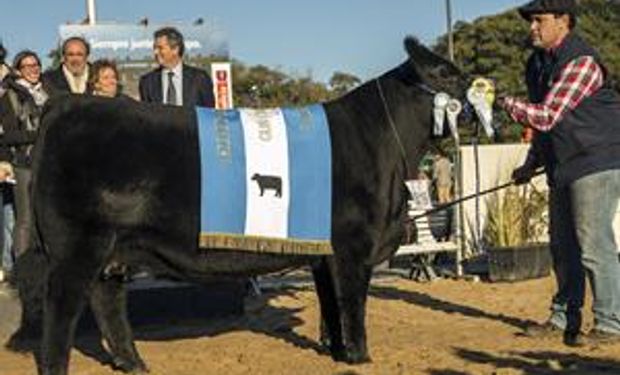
[
  {"xmin": 42, "ymin": 36, "xmax": 91, "ymax": 96},
  {"xmin": 139, "ymin": 27, "xmax": 214, "ymax": 107}
]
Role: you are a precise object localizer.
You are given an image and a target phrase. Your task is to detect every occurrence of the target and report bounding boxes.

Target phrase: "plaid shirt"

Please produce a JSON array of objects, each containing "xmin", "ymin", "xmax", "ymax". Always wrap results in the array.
[{"xmin": 503, "ymin": 55, "xmax": 604, "ymax": 132}]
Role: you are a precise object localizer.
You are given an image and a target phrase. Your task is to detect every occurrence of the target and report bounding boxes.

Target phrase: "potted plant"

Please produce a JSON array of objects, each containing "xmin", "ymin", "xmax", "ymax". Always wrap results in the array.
[{"xmin": 482, "ymin": 182, "xmax": 551, "ymax": 282}]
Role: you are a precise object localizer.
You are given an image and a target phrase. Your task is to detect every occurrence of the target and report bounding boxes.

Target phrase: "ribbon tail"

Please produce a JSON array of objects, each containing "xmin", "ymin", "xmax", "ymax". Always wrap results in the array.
[
  {"xmin": 446, "ymin": 99, "xmax": 462, "ymax": 142},
  {"xmin": 433, "ymin": 107, "xmax": 446, "ymax": 137},
  {"xmin": 477, "ymin": 103, "xmax": 494, "ymax": 138},
  {"xmin": 447, "ymin": 111, "xmax": 460, "ymax": 141}
]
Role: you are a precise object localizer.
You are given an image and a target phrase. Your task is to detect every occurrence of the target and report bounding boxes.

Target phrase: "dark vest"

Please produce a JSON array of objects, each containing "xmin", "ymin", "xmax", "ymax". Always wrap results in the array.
[{"xmin": 525, "ymin": 33, "xmax": 620, "ymax": 185}]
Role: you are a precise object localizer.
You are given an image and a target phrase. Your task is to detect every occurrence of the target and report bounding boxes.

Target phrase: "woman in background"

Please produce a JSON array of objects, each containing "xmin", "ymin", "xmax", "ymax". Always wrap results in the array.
[
  {"xmin": 0, "ymin": 50, "xmax": 48, "ymax": 264},
  {"xmin": 87, "ymin": 59, "xmax": 123, "ymax": 98}
]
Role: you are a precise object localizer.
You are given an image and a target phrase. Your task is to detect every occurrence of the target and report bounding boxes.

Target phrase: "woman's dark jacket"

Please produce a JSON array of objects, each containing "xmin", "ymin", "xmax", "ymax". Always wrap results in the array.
[{"xmin": 0, "ymin": 75, "xmax": 43, "ymax": 167}]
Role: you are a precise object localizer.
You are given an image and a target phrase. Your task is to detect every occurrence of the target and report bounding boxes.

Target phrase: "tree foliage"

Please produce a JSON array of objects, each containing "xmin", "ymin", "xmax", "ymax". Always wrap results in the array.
[
  {"xmin": 230, "ymin": 61, "xmax": 337, "ymax": 108},
  {"xmin": 47, "ymin": 46, "xmax": 62, "ymax": 69},
  {"xmin": 329, "ymin": 71, "xmax": 362, "ymax": 97}
]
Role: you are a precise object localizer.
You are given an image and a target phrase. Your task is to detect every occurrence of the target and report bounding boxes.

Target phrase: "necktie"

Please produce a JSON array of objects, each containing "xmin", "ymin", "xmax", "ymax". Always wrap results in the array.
[{"xmin": 166, "ymin": 71, "xmax": 177, "ymax": 105}]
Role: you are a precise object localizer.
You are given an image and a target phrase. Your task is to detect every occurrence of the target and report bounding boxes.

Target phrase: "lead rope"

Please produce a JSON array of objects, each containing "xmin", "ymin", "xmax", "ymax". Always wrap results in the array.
[{"xmin": 375, "ymin": 79, "xmax": 411, "ymax": 178}]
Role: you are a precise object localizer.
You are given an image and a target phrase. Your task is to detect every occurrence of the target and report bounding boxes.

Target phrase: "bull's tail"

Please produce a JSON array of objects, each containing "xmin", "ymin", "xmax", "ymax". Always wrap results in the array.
[{"xmin": 4, "ymin": 243, "xmax": 49, "ymax": 352}]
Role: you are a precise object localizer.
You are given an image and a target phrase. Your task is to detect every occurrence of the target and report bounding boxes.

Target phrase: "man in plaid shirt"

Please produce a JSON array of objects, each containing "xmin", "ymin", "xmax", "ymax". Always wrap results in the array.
[{"xmin": 503, "ymin": 0, "xmax": 620, "ymax": 347}]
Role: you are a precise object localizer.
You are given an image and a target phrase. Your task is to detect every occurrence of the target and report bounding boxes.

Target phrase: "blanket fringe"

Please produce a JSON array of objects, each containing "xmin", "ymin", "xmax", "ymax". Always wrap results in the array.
[{"xmin": 199, "ymin": 233, "xmax": 333, "ymax": 256}]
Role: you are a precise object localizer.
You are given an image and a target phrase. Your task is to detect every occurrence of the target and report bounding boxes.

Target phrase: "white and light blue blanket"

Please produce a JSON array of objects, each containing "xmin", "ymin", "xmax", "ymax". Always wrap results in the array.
[{"xmin": 196, "ymin": 105, "xmax": 333, "ymax": 255}]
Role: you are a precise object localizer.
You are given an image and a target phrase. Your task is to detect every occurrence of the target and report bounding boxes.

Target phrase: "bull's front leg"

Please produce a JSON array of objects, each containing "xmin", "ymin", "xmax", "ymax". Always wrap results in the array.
[
  {"xmin": 90, "ymin": 278, "xmax": 148, "ymax": 374},
  {"xmin": 333, "ymin": 254, "xmax": 373, "ymax": 364},
  {"xmin": 311, "ymin": 258, "xmax": 345, "ymax": 358}
]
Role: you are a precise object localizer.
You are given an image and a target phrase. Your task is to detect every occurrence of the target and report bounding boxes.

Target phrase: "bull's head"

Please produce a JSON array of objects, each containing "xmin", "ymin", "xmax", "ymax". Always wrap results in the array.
[
  {"xmin": 404, "ymin": 37, "xmax": 468, "ymax": 101},
  {"xmin": 403, "ymin": 37, "xmax": 496, "ymax": 140},
  {"xmin": 370, "ymin": 36, "xmax": 498, "ymax": 178}
]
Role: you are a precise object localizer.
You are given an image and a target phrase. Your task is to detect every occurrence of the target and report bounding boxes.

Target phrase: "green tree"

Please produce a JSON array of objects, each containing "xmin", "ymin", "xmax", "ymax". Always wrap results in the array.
[
  {"xmin": 230, "ymin": 61, "xmax": 334, "ymax": 108},
  {"xmin": 47, "ymin": 45, "xmax": 62, "ymax": 70},
  {"xmin": 329, "ymin": 71, "xmax": 362, "ymax": 96}
]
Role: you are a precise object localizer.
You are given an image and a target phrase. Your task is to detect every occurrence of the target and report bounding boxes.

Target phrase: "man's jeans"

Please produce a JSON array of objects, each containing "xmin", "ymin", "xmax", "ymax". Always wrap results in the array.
[
  {"xmin": 571, "ymin": 169, "xmax": 620, "ymax": 334},
  {"xmin": 548, "ymin": 184, "xmax": 585, "ymax": 333}
]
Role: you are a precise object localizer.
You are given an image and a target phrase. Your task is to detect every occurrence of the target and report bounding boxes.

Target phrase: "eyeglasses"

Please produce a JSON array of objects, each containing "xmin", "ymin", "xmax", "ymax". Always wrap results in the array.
[{"xmin": 19, "ymin": 63, "xmax": 40, "ymax": 70}]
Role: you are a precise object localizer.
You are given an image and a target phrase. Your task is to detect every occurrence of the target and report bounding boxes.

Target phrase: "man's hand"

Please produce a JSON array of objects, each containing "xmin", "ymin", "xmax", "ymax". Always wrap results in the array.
[
  {"xmin": 493, "ymin": 85, "xmax": 512, "ymax": 108},
  {"xmin": 512, "ymin": 165, "xmax": 536, "ymax": 185}
]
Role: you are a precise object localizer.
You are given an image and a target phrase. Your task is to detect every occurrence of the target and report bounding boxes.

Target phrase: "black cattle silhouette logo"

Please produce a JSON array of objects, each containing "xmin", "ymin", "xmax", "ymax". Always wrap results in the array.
[{"xmin": 251, "ymin": 173, "xmax": 282, "ymax": 198}]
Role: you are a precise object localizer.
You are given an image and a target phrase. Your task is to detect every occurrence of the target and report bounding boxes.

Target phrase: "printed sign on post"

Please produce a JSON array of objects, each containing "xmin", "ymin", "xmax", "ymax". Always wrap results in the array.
[{"xmin": 211, "ymin": 62, "xmax": 234, "ymax": 109}]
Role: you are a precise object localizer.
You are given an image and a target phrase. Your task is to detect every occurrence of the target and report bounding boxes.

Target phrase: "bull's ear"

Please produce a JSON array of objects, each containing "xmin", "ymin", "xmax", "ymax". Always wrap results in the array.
[
  {"xmin": 404, "ymin": 36, "xmax": 432, "ymax": 66},
  {"xmin": 404, "ymin": 35, "xmax": 462, "ymax": 79}
]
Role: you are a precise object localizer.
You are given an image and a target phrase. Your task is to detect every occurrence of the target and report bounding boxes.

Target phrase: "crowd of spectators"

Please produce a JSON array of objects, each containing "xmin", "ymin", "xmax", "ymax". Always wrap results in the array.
[{"xmin": 0, "ymin": 26, "xmax": 214, "ymax": 282}]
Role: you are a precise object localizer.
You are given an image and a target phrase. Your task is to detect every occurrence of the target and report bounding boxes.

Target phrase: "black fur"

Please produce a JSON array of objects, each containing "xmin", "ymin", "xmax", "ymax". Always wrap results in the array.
[{"xmin": 8, "ymin": 38, "xmax": 468, "ymax": 375}]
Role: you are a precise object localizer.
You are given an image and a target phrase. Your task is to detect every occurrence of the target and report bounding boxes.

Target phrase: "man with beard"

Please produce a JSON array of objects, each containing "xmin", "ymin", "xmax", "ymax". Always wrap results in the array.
[{"xmin": 42, "ymin": 36, "xmax": 91, "ymax": 96}]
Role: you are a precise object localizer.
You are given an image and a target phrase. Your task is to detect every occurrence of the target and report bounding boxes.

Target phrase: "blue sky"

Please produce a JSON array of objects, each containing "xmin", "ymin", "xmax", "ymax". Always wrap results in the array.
[{"xmin": 0, "ymin": 0, "xmax": 525, "ymax": 83}]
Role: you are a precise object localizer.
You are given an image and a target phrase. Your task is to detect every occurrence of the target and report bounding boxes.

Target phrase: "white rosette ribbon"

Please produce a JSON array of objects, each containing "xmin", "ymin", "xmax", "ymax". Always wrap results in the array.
[{"xmin": 467, "ymin": 78, "xmax": 496, "ymax": 138}]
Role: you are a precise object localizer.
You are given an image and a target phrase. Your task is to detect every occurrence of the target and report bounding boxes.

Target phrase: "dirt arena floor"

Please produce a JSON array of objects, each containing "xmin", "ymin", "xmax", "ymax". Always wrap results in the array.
[{"xmin": 2, "ymin": 274, "xmax": 620, "ymax": 375}]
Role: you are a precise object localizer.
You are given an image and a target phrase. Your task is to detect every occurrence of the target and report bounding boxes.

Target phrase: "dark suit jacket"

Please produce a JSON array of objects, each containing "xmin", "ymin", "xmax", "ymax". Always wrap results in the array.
[
  {"xmin": 138, "ymin": 64, "xmax": 215, "ymax": 108},
  {"xmin": 41, "ymin": 67, "xmax": 71, "ymax": 97}
]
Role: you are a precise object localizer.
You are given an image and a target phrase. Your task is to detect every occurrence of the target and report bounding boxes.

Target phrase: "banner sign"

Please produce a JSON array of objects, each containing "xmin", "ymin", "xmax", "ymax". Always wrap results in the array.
[
  {"xmin": 211, "ymin": 62, "xmax": 233, "ymax": 109},
  {"xmin": 59, "ymin": 22, "xmax": 229, "ymax": 60}
]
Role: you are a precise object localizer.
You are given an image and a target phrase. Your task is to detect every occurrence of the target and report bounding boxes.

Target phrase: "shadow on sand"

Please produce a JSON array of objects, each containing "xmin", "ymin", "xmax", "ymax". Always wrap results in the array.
[
  {"xmin": 4, "ymin": 283, "xmax": 326, "ymax": 372},
  {"xmin": 428, "ymin": 348, "xmax": 620, "ymax": 375},
  {"xmin": 369, "ymin": 283, "xmax": 531, "ymax": 330},
  {"xmin": 72, "ymin": 285, "xmax": 325, "ymax": 371}
]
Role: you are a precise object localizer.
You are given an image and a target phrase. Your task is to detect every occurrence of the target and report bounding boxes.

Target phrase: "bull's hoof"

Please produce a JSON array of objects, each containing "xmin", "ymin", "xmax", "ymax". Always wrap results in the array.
[
  {"xmin": 111, "ymin": 356, "xmax": 149, "ymax": 374},
  {"xmin": 332, "ymin": 349, "xmax": 371, "ymax": 364}
]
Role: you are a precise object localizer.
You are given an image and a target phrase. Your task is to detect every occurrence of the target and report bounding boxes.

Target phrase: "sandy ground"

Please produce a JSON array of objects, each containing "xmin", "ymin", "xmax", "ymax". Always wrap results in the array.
[{"xmin": 2, "ymin": 274, "xmax": 620, "ymax": 375}]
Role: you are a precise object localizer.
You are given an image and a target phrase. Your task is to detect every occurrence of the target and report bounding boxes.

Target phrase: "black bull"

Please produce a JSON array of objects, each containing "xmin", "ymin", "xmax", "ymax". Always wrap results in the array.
[{"xmin": 6, "ymin": 37, "xmax": 469, "ymax": 375}]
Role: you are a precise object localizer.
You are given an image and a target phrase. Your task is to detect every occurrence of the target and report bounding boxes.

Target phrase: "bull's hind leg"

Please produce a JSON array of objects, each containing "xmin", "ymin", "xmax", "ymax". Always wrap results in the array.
[
  {"xmin": 90, "ymin": 278, "xmax": 147, "ymax": 374},
  {"xmin": 40, "ymin": 233, "xmax": 115, "ymax": 375},
  {"xmin": 5, "ymin": 249, "xmax": 48, "ymax": 352},
  {"xmin": 333, "ymin": 258, "xmax": 373, "ymax": 364},
  {"xmin": 311, "ymin": 258, "xmax": 345, "ymax": 358}
]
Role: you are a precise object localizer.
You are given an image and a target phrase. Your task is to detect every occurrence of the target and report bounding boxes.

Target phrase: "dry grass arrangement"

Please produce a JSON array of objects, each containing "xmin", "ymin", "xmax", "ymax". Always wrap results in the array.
[{"xmin": 482, "ymin": 183, "xmax": 548, "ymax": 248}]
